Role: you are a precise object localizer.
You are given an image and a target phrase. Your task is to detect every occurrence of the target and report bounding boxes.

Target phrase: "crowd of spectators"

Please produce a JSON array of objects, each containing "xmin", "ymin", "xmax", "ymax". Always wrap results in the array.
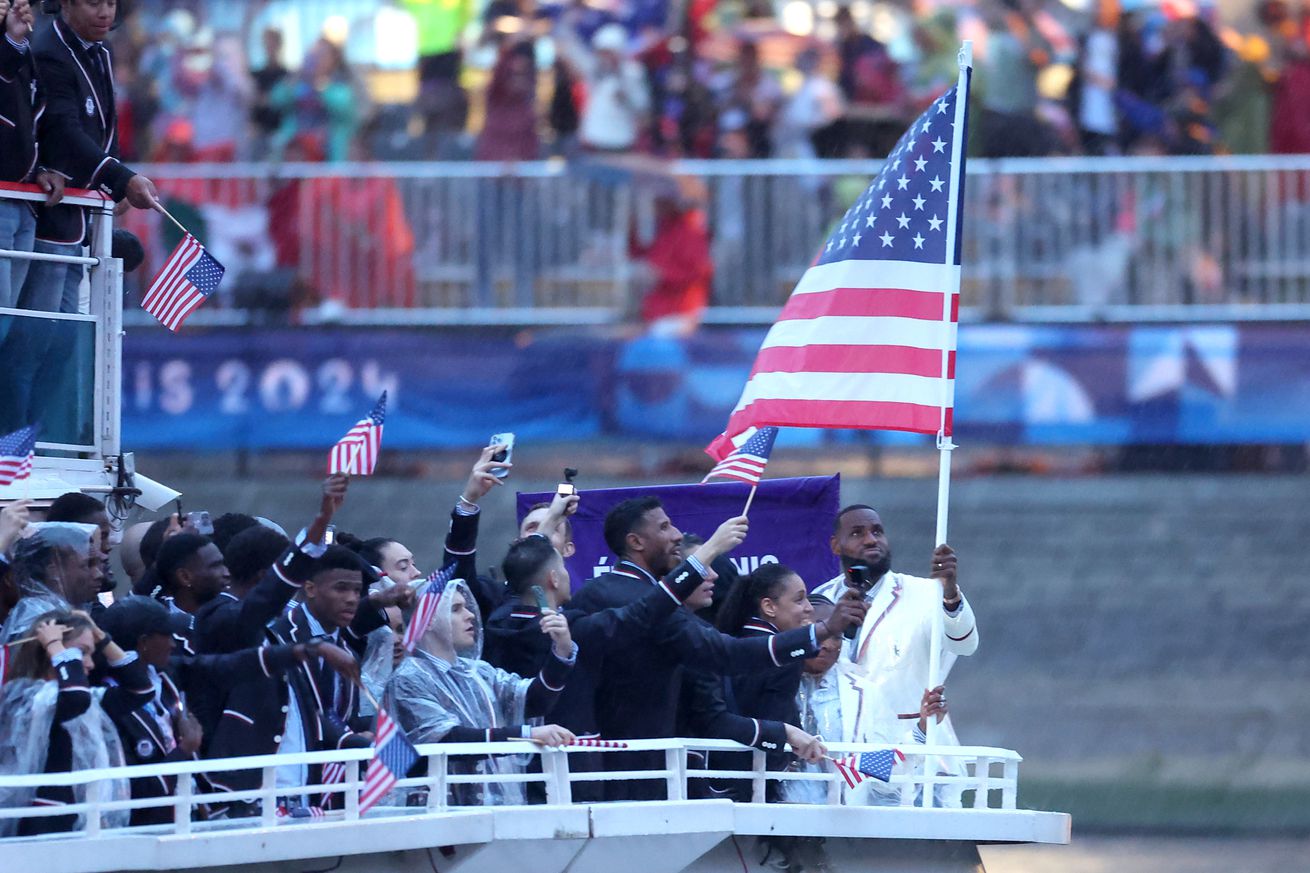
[
  {"xmin": 0, "ymin": 444, "xmax": 977, "ymax": 828},
  {"xmin": 97, "ymin": 0, "xmax": 1310, "ymax": 165}
]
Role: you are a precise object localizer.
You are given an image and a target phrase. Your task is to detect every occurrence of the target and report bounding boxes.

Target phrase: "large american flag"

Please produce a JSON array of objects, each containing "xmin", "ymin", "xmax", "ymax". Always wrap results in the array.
[
  {"xmin": 141, "ymin": 233, "xmax": 225, "ymax": 332},
  {"xmin": 328, "ymin": 392, "xmax": 387, "ymax": 476},
  {"xmin": 359, "ymin": 707, "xmax": 420, "ymax": 814},
  {"xmin": 832, "ymin": 748, "xmax": 906, "ymax": 789},
  {"xmin": 702, "ymin": 426, "xmax": 777, "ymax": 486},
  {"xmin": 0, "ymin": 424, "xmax": 37, "ymax": 486},
  {"xmin": 707, "ymin": 74, "xmax": 970, "ymax": 462}
]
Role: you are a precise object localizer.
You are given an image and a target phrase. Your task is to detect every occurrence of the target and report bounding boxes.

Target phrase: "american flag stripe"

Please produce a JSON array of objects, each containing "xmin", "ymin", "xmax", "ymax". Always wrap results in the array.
[
  {"xmin": 0, "ymin": 642, "xmax": 9, "ymax": 689},
  {"xmin": 725, "ymin": 398, "xmax": 950, "ymax": 437},
  {"xmin": 832, "ymin": 756, "xmax": 864, "ymax": 789},
  {"xmin": 753, "ymin": 345, "xmax": 956, "ymax": 379},
  {"xmin": 704, "ymin": 462, "xmax": 766, "ymax": 485},
  {"xmin": 321, "ymin": 761, "xmax": 346, "ymax": 785},
  {"xmin": 734, "ymin": 371, "xmax": 951, "ymax": 409},
  {"xmin": 568, "ymin": 739, "xmax": 629, "ymax": 749},
  {"xmin": 158, "ymin": 289, "xmax": 206, "ymax": 332},
  {"xmin": 781, "ymin": 281, "xmax": 958, "ymax": 320}
]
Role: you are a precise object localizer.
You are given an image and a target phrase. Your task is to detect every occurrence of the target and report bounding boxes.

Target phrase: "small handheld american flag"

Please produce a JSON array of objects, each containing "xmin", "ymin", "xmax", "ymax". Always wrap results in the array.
[
  {"xmin": 702, "ymin": 426, "xmax": 777, "ymax": 487},
  {"xmin": 831, "ymin": 748, "xmax": 906, "ymax": 789},
  {"xmin": 328, "ymin": 392, "xmax": 387, "ymax": 476},
  {"xmin": 141, "ymin": 233, "xmax": 225, "ymax": 332},
  {"xmin": 568, "ymin": 738, "xmax": 630, "ymax": 749},
  {"xmin": 0, "ymin": 641, "xmax": 11, "ymax": 690},
  {"xmin": 0, "ymin": 424, "xmax": 37, "ymax": 486},
  {"xmin": 400, "ymin": 564, "xmax": 456, "ymax": 654},
  {"xmin": 359, "ymin": 707, "xmax": 420, "ymax": 814}
]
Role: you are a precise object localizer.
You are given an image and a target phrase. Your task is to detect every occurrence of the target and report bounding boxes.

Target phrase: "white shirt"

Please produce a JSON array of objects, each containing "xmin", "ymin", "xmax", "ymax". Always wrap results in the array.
[{"xmin": 275, "ymin": 610, "xmax": 338, "ymax": 794}]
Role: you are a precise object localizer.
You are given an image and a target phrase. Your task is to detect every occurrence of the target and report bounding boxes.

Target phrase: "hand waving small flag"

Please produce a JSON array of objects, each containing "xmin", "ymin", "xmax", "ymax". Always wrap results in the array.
[
  {"xmin": 328, "ymin": 392, "xmax": 387, "ymax": 476},
  {"xmin": 831, "ymin": 748, "xmax": 906, "ymax": 789},
  {"xmin": 0, "ymin": 424, "xmax": 38, "ymax": 486},
  {"xmin": 702, "ymin": 426, "xmax": 777, "ymax": 487},
  {"xmin": 359, "ymin": 707, "xmax": 420, "ymax": 814},
  {"xmin": 401, "ymin": 564, "xmax": 456, "ymax": 654},
  {"xmin": 141, "ymin": 233, "xmax": 224, "ymax": 332}
]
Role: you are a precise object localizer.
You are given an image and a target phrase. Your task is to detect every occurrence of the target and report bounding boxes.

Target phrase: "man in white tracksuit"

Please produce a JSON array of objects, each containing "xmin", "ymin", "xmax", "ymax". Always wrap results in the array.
[{"xmin": 810, "ymin": 504, "xmax": 978, "ymax": 804}]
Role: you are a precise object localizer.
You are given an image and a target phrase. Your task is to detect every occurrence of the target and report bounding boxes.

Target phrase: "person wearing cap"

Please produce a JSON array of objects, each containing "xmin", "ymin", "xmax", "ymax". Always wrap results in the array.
[
  {"xmin": 555, "ymin": 20, "xmax": 649, "ymax": 152},
  {"xmin": 98, "ymin": 595, "xmax": 358, "ymax": 826}
]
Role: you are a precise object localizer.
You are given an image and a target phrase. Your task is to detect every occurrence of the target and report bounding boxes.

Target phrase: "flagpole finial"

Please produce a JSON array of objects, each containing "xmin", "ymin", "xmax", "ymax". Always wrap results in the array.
[{"xmin": 958, "ymin": 40, "xmax": 973, "ymax": 70}]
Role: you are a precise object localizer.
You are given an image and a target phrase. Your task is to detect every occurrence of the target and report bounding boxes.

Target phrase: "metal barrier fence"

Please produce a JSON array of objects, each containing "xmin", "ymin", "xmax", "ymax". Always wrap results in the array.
[
  {"xmin": 0, "ymin": 738, "xmax": 1021, "ymax": 840},
  {"xmin": 117, "ymin": 155, "xmax": 1310, "ymax": 325}
]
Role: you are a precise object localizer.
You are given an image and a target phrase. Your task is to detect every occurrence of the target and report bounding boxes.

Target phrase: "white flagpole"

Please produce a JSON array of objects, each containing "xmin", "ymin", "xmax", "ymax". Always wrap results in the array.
[{"xmin": 925, "ymin": 43, "xmax": 972, "ymax": 777}]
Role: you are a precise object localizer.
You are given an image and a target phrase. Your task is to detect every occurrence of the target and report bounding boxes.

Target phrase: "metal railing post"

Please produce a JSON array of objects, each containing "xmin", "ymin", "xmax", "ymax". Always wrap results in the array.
[
  {"xmin": 345, "ymin": 759, "xmax": 360, "ymax": 820},
  {"xmin": 260, "ymin": 766, "xmax": 278, "ymax": 826},
  {"xmin": 542, "ymin": 748, "xmax": 572, "ymax": 806},
  {"xmin": 84, "ymin": 779, "xmax": 102, "ymax": 837},
  {"xmin": 174, "ymin": 773, "xmax": 193, "ymax": 834},
  {"xmin": 1002, "ymin": 759, "xmax": 1019, "ymax": 810},
  {"xmin": 750, "ymin": 750, "xmax": 767, "ymax": 804},
  {"xmin": 426, "ymin": 753, "xmax": 447, "ymax": 811},
  {"xmin": 665, "ymin": 746, "xmax": 685, "ymax": 801},
  {"xmin": 972, "ymin": 756, "xmax": 991, "ymax": 809}
]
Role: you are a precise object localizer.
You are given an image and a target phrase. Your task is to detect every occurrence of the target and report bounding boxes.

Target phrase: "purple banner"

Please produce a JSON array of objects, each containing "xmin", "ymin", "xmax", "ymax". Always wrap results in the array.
[{"xmin": 517, "ymin": 475, "xmax": 841, "ymax": 591}]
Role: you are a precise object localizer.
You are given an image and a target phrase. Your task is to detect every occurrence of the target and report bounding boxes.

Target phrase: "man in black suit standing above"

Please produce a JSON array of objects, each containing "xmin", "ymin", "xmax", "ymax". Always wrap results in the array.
[
  {"xmin": 1, "ymin": 0, "xmax": 160, "ymax": 436},
  {"xmin": 21, "ymin": 0, "xmax": 158, "ymax": 313},
  {"xmin": 0, "ymin": 0, "xmax": 64, "ymax": 314}
]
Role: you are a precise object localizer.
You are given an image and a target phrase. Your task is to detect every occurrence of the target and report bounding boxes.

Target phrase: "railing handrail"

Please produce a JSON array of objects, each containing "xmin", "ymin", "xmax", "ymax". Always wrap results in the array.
[
  {"xmin": 0, "ymin": 180, "xmax": 112, "ymax": 210},
  {"xmin": 0, "ymin": 738, "xmax": 1020, "ymax": 789}
]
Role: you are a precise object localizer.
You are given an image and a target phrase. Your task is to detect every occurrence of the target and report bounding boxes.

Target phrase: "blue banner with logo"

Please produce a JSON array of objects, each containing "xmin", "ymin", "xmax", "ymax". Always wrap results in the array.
[
  {"xmin": 120, "ymin": 324, "xmax": 1310, "ymax": 450},
  {"xmin": 517, "ymin": 476, "xmax": 842, "ymax": 590}
]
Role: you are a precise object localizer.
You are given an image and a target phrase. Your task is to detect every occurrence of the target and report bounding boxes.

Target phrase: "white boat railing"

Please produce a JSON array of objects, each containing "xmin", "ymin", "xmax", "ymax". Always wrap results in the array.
[{"xmin": 0, "ymin": 738, "xmax": 1023, "ymax": 839}]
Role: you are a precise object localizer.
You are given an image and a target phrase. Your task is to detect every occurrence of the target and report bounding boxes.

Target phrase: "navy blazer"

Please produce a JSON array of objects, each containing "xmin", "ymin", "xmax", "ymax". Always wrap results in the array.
[{"xmin": 30, "ymin": 17, "xmax": 136, "ymax": 243}]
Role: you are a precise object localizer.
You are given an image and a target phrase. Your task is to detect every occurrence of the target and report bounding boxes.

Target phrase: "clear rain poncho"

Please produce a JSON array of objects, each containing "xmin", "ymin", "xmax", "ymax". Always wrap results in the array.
[
  {"xmin": 1, "ymin": 522, "xmax": 99, "ymax": 643},
  {"xmin": 0, "ymin": 671, "xmax": 131, "ymax": 835},
  {"xmin": 384, "ymin": 580, "xmax": 533, "ymax": 807}
]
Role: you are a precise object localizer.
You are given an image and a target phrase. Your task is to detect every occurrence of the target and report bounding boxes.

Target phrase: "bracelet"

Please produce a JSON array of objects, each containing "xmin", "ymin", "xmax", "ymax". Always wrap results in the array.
[
  {"xmin": 457, "ymin": 494, "xmax": 479, "ymax": 510},
  {"xmin": 942, "ymin": 592, "xmax": 962, "ymax": 610},
  {"xmin": 94, "ymin": 635, "xmax": 113, "ymax": 653}
]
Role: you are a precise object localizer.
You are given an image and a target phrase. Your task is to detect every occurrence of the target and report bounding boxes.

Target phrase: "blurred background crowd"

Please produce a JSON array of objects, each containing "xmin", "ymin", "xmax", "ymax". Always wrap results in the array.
[{"xmin": 105, "ymin": 0, "xmax": 1310, "ymax": 167}]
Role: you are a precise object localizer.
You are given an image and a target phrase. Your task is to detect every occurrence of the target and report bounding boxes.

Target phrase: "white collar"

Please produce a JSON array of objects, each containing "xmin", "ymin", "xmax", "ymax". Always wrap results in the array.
[{"xmin": 302, "ymin": 606, "xmax": 339, "ymax": 641}]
